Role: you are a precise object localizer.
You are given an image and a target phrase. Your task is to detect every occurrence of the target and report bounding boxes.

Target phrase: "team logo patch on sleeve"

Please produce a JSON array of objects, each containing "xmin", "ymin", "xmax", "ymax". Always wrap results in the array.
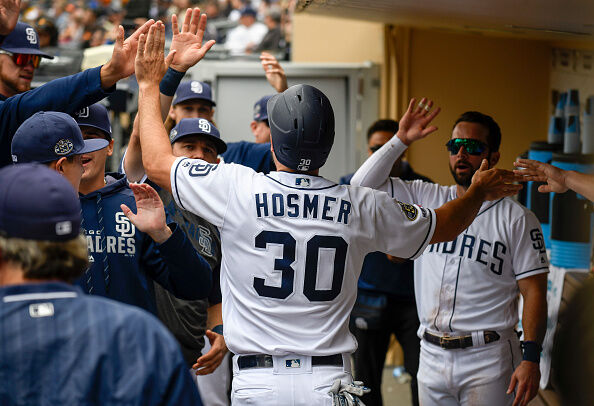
[
  {"xmin": 397, "ymin": 201, "xmax": 418, "ymax": 221},
  {"xmin": 189, "ymin": 162, "xmax": 218, "ymax": 177}
]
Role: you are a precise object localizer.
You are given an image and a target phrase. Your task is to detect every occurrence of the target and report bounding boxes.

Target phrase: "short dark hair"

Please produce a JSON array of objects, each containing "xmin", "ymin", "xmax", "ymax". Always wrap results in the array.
[
  {"xmin": 453, "ymin": 111, "xmax": 501, "ymax": 152},
  {"xmin": 367, "ymin": 119, "xmax": 399, "ymax": 141}
]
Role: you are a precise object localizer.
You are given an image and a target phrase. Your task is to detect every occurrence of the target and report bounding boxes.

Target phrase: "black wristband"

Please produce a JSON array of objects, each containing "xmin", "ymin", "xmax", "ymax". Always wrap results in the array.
[
  {"xmin": 159, "ymin": 67, "xmax": 185, "ymax": 97},
  {"xmin": 212, "ymin": 324, "xmax": 223, "ymax": 335},
  {"xmin": 522, "ymin": 340, "xmax": 541, "ymax": 363}
]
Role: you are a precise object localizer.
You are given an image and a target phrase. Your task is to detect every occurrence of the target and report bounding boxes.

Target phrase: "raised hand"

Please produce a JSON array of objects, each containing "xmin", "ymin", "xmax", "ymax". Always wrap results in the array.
[
  {"xmin": 101, "ymin": 19, "xmax": 155, "ymax": 89},
  {"xmin": 169, "ymin": 8, "xmax": 216, "ymax": 72},
  {"xmin": 0, "ymin": 0, "xmax": 20, "ymax": 35},
  {"xmin": 135, "ymin": 21, "xmax": 176, "ymax": 87},
  {"xmin": 261, "ymin": 52, "xmax": 288, "ymax": 92},
  {"xmin": 120, "ymin": 183, "xmax": 172, "ymax": 244},
  {"xmin": 471, "ymin": 159, "xmax": 523, "ymax": 201},
  {"xmin": 513, "ymin": 158, "xmax": 568, "ymax": 194},
  {"xmin": 396, "ymin": 97, "xmax": 441, "ymax": 146}
]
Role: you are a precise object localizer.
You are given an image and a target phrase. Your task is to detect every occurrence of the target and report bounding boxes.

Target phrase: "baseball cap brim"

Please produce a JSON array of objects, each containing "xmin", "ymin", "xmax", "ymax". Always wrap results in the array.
[
  {"xmin": 0, "ymin": 46, "xmax": 54, "ymax": 59},
  {"xmin": 79, "ymin": 124, "xmax": 112, "ymax": 139},
  {"xmin": 173, "ymin": 94, "xmax": 216, "ymax": 107},
  {"xmin": 172, "ymin": 133, "xmax": 227, "ymax": 154},
  {"xmin": 79, "ymin": 138, "xmax": 109, "ymax": 154}
]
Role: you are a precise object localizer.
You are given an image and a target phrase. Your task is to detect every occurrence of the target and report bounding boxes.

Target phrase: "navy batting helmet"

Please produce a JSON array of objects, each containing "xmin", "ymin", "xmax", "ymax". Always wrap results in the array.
[{"xmin": 268, "ymin": 84, "xmax": 334, "ymax": 172}]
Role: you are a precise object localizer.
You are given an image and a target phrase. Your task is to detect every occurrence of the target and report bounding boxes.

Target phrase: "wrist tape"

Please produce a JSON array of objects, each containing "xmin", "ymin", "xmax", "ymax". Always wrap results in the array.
[
  {"xmin": 159, "ymin": 67, "xmax": 185, "ymax": 96},
  {"xmin": 522, "ymin": 340, "xmax": 541, "ymax": 363}
]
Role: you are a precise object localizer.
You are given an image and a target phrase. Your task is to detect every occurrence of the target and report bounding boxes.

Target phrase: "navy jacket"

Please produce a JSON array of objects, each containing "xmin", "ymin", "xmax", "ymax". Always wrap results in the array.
[
  {"xmin": 0, "ymin": 282, "xmax": 202, "ymax": 405},
  {"xmin": 222, "ymin": 141, "xmax": 274, "ymax": 173},
  {"xmin": 341, "ymin": 162, "xmax": 432, "ymax": 299},
  {"xmin": 0, "ymin": 66, "xmax": 112, "ymax": 168},
  {"xmin": 77, "ymin": 172, "xmax": 212, "ymax": 314}
]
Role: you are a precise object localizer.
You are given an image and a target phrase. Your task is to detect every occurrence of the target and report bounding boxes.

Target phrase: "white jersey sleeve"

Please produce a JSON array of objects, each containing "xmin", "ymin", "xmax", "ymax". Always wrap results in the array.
[
  {"xmin": 509, "ymin": 210, "xmax": 550, "ymax": 279},
  {"xmin": 390, "ymin": 178, "xmax": 455, "ymax": 209},
  {"xmin": 170, "ymin": 157, "xmax": 253, "ymax": 228},
  {"xmin": 351, "ymin": 136, "xmax": 408, "ymax": 189},
  {"xmin": 368, "ymin": 188, "xmax": 436, "ymax": 259}
]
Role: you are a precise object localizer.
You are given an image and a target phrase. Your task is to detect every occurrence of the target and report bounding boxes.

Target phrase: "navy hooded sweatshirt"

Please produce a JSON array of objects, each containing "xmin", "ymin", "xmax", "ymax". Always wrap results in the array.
[{"xmin": 77, "ymin": 172, "xmax": 212, "ymax": 314}]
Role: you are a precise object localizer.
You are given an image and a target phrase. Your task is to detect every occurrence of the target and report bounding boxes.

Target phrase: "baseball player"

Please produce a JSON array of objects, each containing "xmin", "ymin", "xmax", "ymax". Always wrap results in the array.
[
  {"xmin": 0, "ymin": 22, "xmax": 53, "ymax": 98},
  {"xmin": 351, "ymin": 101, "xmax": 548, "ymax": 406},
  {"xmin": 11, "ymin": 109, "xmax": 213, "ymax": 315},
  {"xmin": 125, "ymin": 116, "xmax": 231, "ymax": 405},
  {"xmin": 0, "ymin": 18, "xmax": 156, "ymax": 168},
  {"xmin": 133, "ymin": 22, "xmax": 522, "ymax": 405},
  {"xmin": 0, "ymin": 163, "xmax": 202, "ymax": 405},
  {"xmin": 123, "ymin": 9, "xmax": 231, "ymax": 405}
]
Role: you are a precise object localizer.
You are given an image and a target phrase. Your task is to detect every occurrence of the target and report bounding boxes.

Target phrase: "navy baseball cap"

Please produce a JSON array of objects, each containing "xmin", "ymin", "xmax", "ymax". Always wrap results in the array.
[
  {"xmin": 11, "ymin": 111, "xmax": 109, "ymax": 164},
  {"xmin": 169, "ymin": 118, "xmax": 227, "ymax": 154},
  {"xmin": 73, "ymin": 103, "xmax": 112, "ymax": 139},
  {"xmin": 240, "ymin": 7, "xmax": 257, "ymax": 18},
  {"xmin": 173, "ymin": 81, "xmax": 216, "ymax": 106},
  {"xmin": 0, "ymin": 22, "xmax": 53, "ymax": 58},
  {"xmin": 253, "ymin": 95, "xmax": 272, "ymax": 121},
  {"xmin": 0, "ymin": 163, "xmax": 81, "ymax": 241}
]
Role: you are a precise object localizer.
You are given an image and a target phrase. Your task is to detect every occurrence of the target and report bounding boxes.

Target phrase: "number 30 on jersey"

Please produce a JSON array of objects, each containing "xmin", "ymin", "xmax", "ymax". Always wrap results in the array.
[{"xmin": 254, "ymin": 230, "xmax": 347, "ymax": 302}]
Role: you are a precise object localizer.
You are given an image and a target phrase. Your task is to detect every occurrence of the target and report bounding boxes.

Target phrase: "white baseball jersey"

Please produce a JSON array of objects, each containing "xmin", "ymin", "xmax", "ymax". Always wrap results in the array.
[
  {"xmin": 170, "ymin": 157, "xmax": 436, "ymax": 356},
  {"xmin": 373, "ymin": 178, "xmax": 549, "ymax": 333}
]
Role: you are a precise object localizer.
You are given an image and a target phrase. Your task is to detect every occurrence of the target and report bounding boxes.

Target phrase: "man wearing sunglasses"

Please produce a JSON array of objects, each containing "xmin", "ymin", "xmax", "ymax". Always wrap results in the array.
[
  {"xmin": 352, "ymin": 102, "xmax": 548, "ymax": 406},
  {"xmin": 0, "ymin": 22, "xmax": 53, "ymax": 98},
  {"xmin": 0, "ymin": 18, "xmax": 156, "ymax": 168}
]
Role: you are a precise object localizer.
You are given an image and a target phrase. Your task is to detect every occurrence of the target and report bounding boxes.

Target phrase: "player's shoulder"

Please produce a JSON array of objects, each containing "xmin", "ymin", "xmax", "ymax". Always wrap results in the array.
[{"xmin": 494, "ymin": 197, "xmax": 540, "ymax": 224}]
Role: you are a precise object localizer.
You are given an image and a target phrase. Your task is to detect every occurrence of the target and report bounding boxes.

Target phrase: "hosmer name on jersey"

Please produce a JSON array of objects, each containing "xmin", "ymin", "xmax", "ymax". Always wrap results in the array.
[{"xmin": 254, "ymin": 193, "xmax": 352, "ymax": 225}]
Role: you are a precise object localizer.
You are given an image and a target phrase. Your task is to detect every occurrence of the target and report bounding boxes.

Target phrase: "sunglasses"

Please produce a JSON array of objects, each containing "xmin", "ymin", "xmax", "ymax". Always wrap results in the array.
[
  {"xmin": 0, "ymin": 50, "xmax": 41, "ymax": 68},
  {"xmin": 445, "ymin": 138, "xmax": 488, "ymax": 156},
  {"xmin": 369, "ymin": 145, "xmax": 383, "ymax": 153}
]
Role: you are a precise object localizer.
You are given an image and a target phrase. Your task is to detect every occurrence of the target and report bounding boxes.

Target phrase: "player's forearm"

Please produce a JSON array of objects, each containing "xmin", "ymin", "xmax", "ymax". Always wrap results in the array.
[
  {"xmin": 206, "ymin": 303, "xmax": 223, "ymax": 330},
  {"xmin": 351, "ymin": 136, "xmax": 408, "ymax": 188},
  {"xmin": 100, "ymin": 61, "xmax": 123, "ymax": 90},
  {"xmin": 565, "ymin": 170, "xmax": 594, "ymax": 202},
  {"xmin": 431, "ymin": 186, "xmax": 485, "ymax": 243},
  {"xmin": 159, "ymin": 93, "xmax": 174, "ymax": 122},
  {"xmin": 138, "ymin": 83, "xmax": 176, "ymax": 191},
  {"xmin": 123, "ymin": 115, "xmax": 147, "ymax": 183},
  {"xmin": 520, "ymin": 279, "xmax": 547, "ymax": 344}
]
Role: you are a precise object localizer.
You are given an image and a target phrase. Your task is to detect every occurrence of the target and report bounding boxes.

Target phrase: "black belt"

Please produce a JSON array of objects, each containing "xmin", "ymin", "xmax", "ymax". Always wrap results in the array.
[
  {"xmin": 237, "ymin": 354, "xmax": 343, "ymax": 370},
  {"xmin": 423, "ymin": 330, "xmax": 500, "ymax": 350}
]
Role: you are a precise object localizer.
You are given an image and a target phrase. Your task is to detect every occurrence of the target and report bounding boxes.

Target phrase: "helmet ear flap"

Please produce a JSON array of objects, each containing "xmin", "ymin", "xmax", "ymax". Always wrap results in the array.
[{"xmin": 268, "ymin": 85, "xmax": 335, "ymax": 171}]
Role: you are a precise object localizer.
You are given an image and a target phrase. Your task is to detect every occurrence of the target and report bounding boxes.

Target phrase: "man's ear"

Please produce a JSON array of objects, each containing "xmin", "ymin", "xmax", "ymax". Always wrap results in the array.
[
  {"xmin": 489, "ymin": 151, "xmax": 500, "ymax": 168},
  {"xmin": 106, "ymin": 139, "xmax": 115, "ymax": 156},
  {"xmin": 215, "ymin": 157, "xmax": 220, "ymax": 164},
  {"xmin": 169, "ymin": 107, "xmax": 176, "ymax": 121},
  {"xmin": 54, "ymin": 157, "xmax": 67, "ymax": 174}
]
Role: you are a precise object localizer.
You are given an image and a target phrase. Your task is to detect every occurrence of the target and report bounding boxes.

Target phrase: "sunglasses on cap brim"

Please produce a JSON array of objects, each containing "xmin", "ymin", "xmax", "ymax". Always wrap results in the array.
[
  {"xmin": 0, "ymin": 50, "xmax": 41, "ymax": 68},
  {"xmin": 445, "ymin": 138, "xmax": 488, "ymax": 155}
]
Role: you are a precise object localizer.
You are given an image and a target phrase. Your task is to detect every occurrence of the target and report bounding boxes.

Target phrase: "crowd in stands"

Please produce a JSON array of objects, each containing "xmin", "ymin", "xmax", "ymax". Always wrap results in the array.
[{"xmin": 19, "ymin": 0, "xmax": 293, "ymax": 58}]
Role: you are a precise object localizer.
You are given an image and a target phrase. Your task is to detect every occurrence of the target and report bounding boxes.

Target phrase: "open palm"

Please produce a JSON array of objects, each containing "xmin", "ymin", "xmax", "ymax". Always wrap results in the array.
[
  {"xmin": 169, "ymin": 8, "xmax": 216, "ymax": 72},
  {"xmin": 397, "ymin": 97, "xmax": 441, "ymax": 144}
]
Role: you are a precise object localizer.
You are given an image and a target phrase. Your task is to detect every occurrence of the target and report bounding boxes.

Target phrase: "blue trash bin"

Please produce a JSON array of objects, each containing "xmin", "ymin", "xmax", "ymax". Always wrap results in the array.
[{"xmin": 549, "ymin": 153, "xmax": 594, "ymax": 269}]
